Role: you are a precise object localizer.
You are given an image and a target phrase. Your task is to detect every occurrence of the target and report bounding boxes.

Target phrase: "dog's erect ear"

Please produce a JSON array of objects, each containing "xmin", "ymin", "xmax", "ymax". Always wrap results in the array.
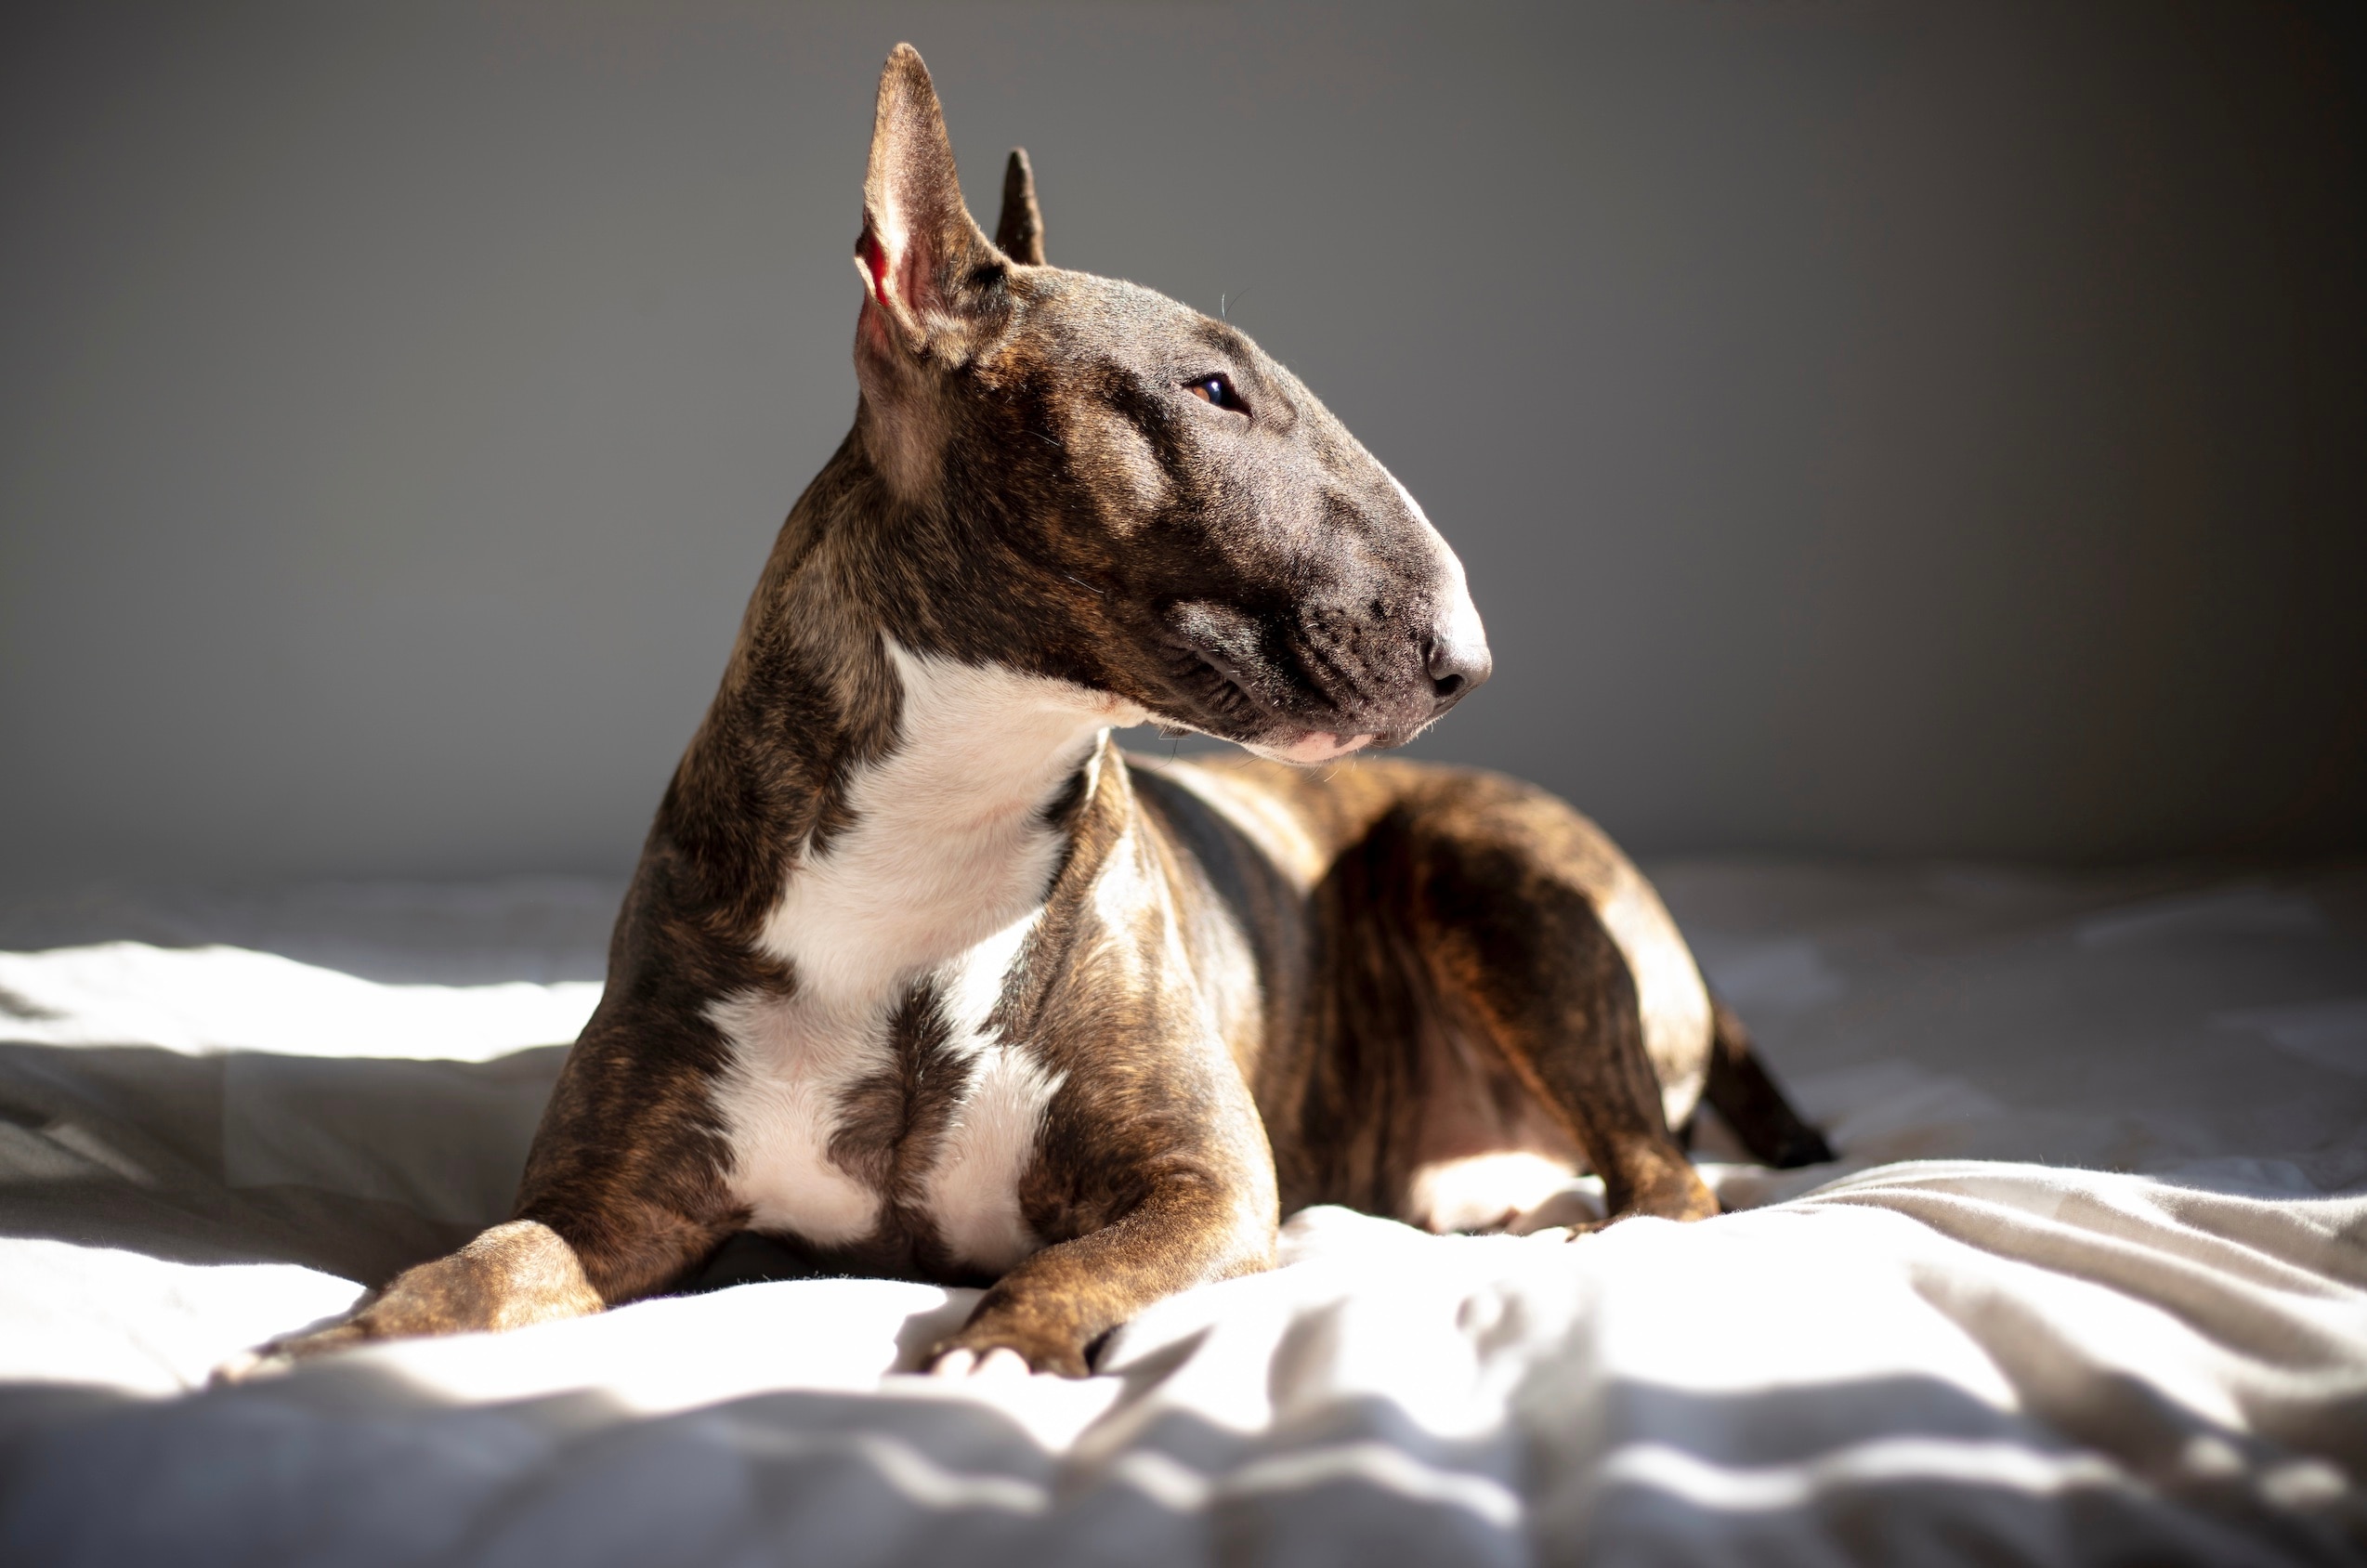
[
  {"xmin": 857, "ymin": 43, "xmax": 1002, "ymax": 358},
  {"xmin": 995, "ymin": 149, "xmax": 1046, "ymax": 266}
]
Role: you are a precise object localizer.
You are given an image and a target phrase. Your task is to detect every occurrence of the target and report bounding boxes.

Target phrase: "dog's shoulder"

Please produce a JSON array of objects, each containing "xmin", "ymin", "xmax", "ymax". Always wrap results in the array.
[
  {"xmin": 1123, "ymin": 751, "xmax": 1421, "ymax": 890},
  {"xmin": 1124, "ymin": 752, "xmax": 1603, "ymax": 874}
]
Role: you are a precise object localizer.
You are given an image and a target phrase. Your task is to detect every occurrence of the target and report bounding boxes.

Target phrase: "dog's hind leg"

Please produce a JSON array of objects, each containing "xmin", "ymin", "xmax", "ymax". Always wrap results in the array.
[
  {"xmin": 1704, "ymin": 997, "xmax": 1835, "ymax": 1169},
  {"xmin": 1371, "ymin": 783, "xmax": 1721, "ymax": 1229}
]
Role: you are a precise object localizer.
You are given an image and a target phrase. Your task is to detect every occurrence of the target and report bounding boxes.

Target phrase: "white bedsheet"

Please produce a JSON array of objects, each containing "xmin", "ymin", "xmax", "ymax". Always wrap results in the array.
[{"xmin": 1, "ymin": 861, "xmax": 2361, "ymax": 1565}]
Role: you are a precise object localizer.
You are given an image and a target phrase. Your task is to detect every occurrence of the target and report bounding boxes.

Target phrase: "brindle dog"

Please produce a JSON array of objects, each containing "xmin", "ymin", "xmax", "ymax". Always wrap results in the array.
[{"xmin": 236, "ymin": 45, "xmax": 1830, "ymax": 1382}]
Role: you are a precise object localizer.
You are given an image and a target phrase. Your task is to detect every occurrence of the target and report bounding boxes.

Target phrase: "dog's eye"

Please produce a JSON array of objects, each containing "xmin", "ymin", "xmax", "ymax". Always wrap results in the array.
[{"xmin": 1184, "ymin": 374, "xmax": 1244, "ymax": 413}]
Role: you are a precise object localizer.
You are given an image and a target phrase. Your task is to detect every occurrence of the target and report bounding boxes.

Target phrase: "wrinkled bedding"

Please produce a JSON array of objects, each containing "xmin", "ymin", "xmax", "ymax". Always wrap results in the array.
[{"xmin": 1, "ymin": 860, "xmax": 2362, "ymax": 1565}]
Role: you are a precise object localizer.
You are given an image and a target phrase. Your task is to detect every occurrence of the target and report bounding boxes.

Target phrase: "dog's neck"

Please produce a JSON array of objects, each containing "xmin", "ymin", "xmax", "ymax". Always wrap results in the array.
[
  {"xmin": 752, "ymin": 639, "xmax": 1129, "ymax": 1004},
  {"xmin": 665, "ymin": 440, "xmax": 1141, "ymax": 969}
]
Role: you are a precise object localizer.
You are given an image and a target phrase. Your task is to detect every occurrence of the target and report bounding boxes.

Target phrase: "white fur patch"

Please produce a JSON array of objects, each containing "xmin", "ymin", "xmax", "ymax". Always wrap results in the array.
[
  {"xmin": 1406, "ymin": 1151, "xmax": 1579, "ymax": 1235},
  {"xmin": 707, "ymin": 985, "xmax": 892, "ymax": 1245},
  {"xmin": 1594, "ymin": 866, "xmax": 1713, "ymax": 1130},
  {"xmin": 917, "ymin": 908, "xmax": 1066, "ymax": 1273},
  {"xmin": 756, "ymin": 644, "xmax": 1128, "ymax": 1004},
  {"xmin": 709, "ymin": 643, "xmax": 1134, "ymax": 1256}
]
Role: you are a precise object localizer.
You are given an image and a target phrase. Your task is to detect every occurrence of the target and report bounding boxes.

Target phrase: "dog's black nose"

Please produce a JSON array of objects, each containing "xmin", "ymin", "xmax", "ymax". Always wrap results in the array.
[{"xmin": 1423, "ymin": 630, "xmax": 1492, "ymax": 713}]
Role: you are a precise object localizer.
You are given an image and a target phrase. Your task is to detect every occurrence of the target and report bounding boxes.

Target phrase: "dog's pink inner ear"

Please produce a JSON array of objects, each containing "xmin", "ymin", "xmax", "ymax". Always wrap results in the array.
[{"xmin": 857, "ymin": 218, "xmax": 930, "ymax": 324}]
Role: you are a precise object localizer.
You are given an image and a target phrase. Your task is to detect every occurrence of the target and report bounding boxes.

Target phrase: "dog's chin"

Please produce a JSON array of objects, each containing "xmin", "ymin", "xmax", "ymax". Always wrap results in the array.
[
  {"xmin": 1139, "ymin": 676, "xmax": 1433, "ymax": 764},
  {"xmin": 1139, "ymin": 701, "xmax": 1381, "ymax": 765},
  {"xmin": 1247, "ymin": 731, "xmax": 1378, "ymax": 766}
]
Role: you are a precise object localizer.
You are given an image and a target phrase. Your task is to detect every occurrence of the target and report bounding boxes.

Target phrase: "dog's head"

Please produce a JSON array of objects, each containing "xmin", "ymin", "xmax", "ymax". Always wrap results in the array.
[{"xmin": 847, "ymin": 45, "xmax": 1487, "ymax": 763}]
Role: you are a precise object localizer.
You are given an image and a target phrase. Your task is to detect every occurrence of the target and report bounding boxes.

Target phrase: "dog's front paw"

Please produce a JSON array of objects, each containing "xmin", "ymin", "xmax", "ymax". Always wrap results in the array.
[
  {"xmin": 925, "ymin": 1345, "xmax": 1037, "ymax": 1383},
  {"xmin": 209, "ymin": 1347, "xmax": 285, "ymax": 1386},
  {"xmin": 926, "ymin": 1320, "xmax": 1092, "ymax": 1379},
  {"xmin": 209, "ymin": 1318, "xmax": 374, "ymax": 1386},
  {"xmin": 1604, "ymin": 1162, "xmax": 1722, "ymax": 1226},
  {"xmin": 212, "ymin": 1221, "xmax": 609, "ymax": 1386}
]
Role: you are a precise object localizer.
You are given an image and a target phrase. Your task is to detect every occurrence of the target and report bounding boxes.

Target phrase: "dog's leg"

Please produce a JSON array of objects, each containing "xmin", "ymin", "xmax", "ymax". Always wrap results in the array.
[
  {"xmin": 1704, "ymin": 997, "xmax": 1836, "ymax": 1168},
  {"xmin": 930, "ymin": 1174, "xmax": 1265, "ymax": 1378},
  {"xmin": 222, "ymin": 1013, "xmax": 742, "ymax": 1378},
  {"xmin": 229, "ymin": 1194, "xmax": 731, "ymax": 1377},
  {"xmin": 220, "ymin": 1220, "xmax": 608, "ymax": 1375},
  {"xmin": 1402, "ymin": 801, "xmax": 1720, "ymax": 1228},
  {"xmin": 229, "ymin": 1191, "xmax": 730, "ymax": 1379}
]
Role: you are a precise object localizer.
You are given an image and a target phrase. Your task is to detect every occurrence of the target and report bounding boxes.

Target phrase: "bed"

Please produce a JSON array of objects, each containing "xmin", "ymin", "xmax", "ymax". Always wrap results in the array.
[{"xmin": 1, "ymin": 857, "xmax": 2361, "ymax": 1565}]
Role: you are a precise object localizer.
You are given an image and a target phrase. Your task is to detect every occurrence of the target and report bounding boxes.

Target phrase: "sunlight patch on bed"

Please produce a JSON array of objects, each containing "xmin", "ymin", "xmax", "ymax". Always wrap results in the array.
[{"xmin": 0, "ymin": 942, "xmax": 600, "ymax": 1059}]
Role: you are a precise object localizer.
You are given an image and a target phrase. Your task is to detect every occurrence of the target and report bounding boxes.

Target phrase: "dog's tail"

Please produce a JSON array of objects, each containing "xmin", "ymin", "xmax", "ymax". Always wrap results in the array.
[{"xmin": 1702, "ymin": 997, "xmax": 1836, "ymax": 1169}]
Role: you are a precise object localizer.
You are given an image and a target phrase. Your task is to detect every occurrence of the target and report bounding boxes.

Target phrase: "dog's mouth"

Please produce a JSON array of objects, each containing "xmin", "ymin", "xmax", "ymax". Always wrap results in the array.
[
  {"xmin": 1150, "ymin": 608, "xmax": 1405, "ymax": 763},
  {"xmin": 1158, "ymin": 637, "xmax": 1266, "ymax": 733}
]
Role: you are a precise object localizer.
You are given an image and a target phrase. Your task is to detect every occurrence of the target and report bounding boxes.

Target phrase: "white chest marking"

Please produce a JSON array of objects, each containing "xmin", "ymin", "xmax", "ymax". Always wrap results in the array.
[
  {"xmin": 707, "ymin": 643, "xmax": 1142, "ymax": 1263},
  {"xmin": 915, "ymin": 910, "xmax": 1066, "ymax": 1274}
]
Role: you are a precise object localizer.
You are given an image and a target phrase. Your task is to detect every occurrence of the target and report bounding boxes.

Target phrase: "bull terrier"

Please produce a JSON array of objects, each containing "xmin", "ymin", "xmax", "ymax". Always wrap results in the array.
[{"xmin": 238, "ymin": 44, "xmax": 1830, "ymax": 1381}]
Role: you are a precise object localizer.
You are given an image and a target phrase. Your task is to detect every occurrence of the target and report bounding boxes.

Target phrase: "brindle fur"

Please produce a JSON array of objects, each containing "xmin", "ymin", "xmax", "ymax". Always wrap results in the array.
[{"xmin": 237, "ymin": 46, "xmax": 1829, "ymax": 1381}]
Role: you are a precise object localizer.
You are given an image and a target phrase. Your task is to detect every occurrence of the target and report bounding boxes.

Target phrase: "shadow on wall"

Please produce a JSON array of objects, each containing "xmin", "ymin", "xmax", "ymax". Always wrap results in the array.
[{"xmin": 1, "ymin": 0, "xmax": 2361, "ymax": 887}]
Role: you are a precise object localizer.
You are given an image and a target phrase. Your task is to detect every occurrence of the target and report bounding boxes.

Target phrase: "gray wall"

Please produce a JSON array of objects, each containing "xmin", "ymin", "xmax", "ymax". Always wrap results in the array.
[{"xmin": 4, "ymin": 1, "xmax": 2361, "ymax": 890}]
